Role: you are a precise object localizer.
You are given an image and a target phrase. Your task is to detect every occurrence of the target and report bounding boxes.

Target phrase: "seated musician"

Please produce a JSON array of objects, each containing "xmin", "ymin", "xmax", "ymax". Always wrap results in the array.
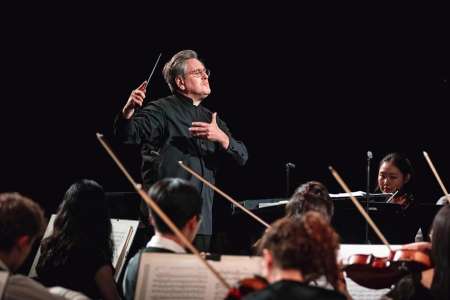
[
  {"xmin": 252, "ymin": 181, "xmax": 333, "ymax": 251},
  {"xmin": 122, "ymin": 178, "xmax": 202, "ymax": 300},
  {"xmin": 377, "ymin": 153, "xmax": 414, "ymax": 207},
  {"xmin": 36, "ymin": 179, "xmax": 121, "ymax": 300},
  {"xmin": 285, "ymin": 181, "xmax": 333, "ymax": 222},
  {"xmin": 243, "ymin": 212, "xmax": 346, "ymax": 300},
  {"xmin": 382, "ymin": 204, "xmax": 449, "ymax": 300}
]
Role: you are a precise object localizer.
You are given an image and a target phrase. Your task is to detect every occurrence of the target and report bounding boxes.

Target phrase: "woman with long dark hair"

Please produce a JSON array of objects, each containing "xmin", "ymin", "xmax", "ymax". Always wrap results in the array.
[
  {"xmin": 383, "ymin": 204, "xmax": 449, "ymax": 300},
  {"xmin": 36, "ymin": 179, "xmax": 121, "ymax": 300}
]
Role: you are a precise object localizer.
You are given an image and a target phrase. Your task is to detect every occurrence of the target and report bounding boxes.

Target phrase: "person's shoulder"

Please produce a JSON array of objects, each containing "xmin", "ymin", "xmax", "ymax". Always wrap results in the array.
[
  {"xmin": 142, "ymin": 246, "xmax": 176, "ymax": 254},
  {"xmin": 436, "ymin": 195, "xmax": 449, "ymax": 205},
  {"xmin": 144, "ymin": 95, "xmax": 170, "ymax": 108},
  {"xmin": 244, "ymin": 281, "xmax": 346, "ymax": 300},
  {"xmin": 6, "ymin": 274, "xmax": 57, "ymax": 299},
  {"xmin": 129, "ymin": 247, "xmax": 175, "ymax": 266}
]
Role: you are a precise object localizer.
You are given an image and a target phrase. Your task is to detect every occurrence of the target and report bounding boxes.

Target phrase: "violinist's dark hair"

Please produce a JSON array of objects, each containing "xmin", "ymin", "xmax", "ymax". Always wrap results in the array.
[
  {"xmin": 147, "ymin": 178, "xmax": 202, "ymax": 234},
  {"xmin": 37, "ymin": 179, "xmax": 113, "ymax": 268},
  {"xmin": 258, "ymin": 212, "xmax": 340, "ymax": 289},
  {"xmin": 430, "ymin": 204, "xmax": 449, "ymax": 300},
  {"xmin": 378, "ymin": 152, "xmax": 414, "ymax": 194},
  {"xmin": 285, "ymin": 181, "xmax": 333, "ymax": 222}
]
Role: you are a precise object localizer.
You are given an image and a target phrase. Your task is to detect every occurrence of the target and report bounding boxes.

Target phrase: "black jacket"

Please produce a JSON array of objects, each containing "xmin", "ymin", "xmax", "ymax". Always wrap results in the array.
[{"xmin": 114, "ymin": 93, "xmax": 248, "ymax": 234}]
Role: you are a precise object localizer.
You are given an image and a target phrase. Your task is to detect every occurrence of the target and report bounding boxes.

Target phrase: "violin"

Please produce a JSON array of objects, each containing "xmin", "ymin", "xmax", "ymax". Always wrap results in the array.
[
  {"xmin": 329, "ymin": 167, "xmax": 433, "ymax": 289},
  {"xmin": 344, "ymin": 249, "xmax": 432, "ymax": 289},
  {"xmin": 387, "ymin": 191, "xmax": 414, "ymax": 210},
  {"xmin": 225, "ymin": 275, "xmax": 269, "ymax": 299}
]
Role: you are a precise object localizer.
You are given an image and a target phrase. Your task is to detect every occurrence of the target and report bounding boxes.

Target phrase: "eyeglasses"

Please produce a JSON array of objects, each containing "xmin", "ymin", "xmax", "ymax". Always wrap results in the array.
[{"xmin": 185, "ymin": 68, "xmax": 211, "ymax": 78}]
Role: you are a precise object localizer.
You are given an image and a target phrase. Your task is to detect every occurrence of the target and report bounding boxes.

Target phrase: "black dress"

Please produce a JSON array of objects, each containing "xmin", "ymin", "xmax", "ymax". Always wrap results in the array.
[
  {"xmin": 36, "ymin": 245, "xmax": 112, "ymax": 299},
  {"xmin": 243, "ymin": 280, "xmax": 346, "ymax": 300},
  {"xmin": 383, "ymin": 272, "xmax": 433, "ymax": 300}
]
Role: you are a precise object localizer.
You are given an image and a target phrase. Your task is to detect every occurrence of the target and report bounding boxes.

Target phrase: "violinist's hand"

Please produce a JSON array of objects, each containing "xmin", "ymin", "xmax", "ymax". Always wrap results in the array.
[
  {"xmin": 122, "ymin": 81, "xmax": 147, "ymax": 119},
  {"xmin": 337, "ymin": 261, "xmax": 353, "ymax": 300},
  {"xmin": 401, "ymin": 242, "xmax": 432, "ymax": 252},
  {"xmin": 189, "ymin": 112, "xmax": 230, "ymax": 149}
]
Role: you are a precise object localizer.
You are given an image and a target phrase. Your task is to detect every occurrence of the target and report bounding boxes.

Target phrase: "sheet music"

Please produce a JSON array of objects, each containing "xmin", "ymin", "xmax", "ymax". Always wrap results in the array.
[
  {"xmin": 135, "ymin": 253, "xmax": 262, "ymax": 300},
  {"xmin": 111, "ymin": 219, "xmax": 139, "ymax": 280},
  {"xmin": 329, "ymin": 191, "xmax": 367, "ymax": 198},
  {"xmin": 258, "ymin": 200, "xmax": 288, "ymax": 208},
  {"xmin": 29, "ymin": 214, "xmax": 138, "ymax": 282},
  {"xmin": 29, "ymin": 214, "xmax": 57, "ymax": 278}
]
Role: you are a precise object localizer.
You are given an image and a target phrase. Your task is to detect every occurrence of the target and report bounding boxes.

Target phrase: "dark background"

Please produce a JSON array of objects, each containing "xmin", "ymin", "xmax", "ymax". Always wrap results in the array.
[{"xmin": 1, "ymin": 4, "xmax": 449, "ymax": 228}]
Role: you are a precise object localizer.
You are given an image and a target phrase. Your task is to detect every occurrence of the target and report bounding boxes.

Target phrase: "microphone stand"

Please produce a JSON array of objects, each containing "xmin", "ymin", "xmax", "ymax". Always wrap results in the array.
[
  {"xmin": 286, "ymin": 163, "xmax": 295, "ymax": 198},
  {"xmin": 365, "ymin": 151, "xmax": 373, "ymax": 244}
]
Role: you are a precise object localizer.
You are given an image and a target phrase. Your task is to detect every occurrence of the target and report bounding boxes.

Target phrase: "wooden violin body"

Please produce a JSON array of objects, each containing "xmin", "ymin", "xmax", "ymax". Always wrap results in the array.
[
  {"xmin": 225, "ymin": 275, "xmax": 269, "ymax": 299},
  {"xmin": 344, "ymin": 249, "xmax": 432, "ymax": 289}
]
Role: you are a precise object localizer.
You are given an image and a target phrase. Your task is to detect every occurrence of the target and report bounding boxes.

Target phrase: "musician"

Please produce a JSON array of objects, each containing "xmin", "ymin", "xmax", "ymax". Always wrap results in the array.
[
  {"xmin": 0, "ymin": 193, "xmax": 89, "ymax": 300},
  {"xmin": 122, "ymin": 178, "xmax": 203, "ymax": 300},
  {"xmin": 285, "ymin": 181, "xmax": 333, "ymax": 222},
  {"xmin": 36, "ymin": 179, "xmax": 121, "ymax": 300},
  {"xmin": 377, "ymin": 152, "xmax": 414, "ymax": 207},
  {"xmin": 252, "ymin": 181, "xmax": 333, "ymax": 252},
  {"xmin": 114, "ymin": 49, "xmax": 248, "ymax": 252},
  {"xmin": 383, "ymin": 204, "xmax": 449, "ymax": 300},
  {"xmin": 244, "ymin": 212, "xmax": 346, "ymax": 300}
]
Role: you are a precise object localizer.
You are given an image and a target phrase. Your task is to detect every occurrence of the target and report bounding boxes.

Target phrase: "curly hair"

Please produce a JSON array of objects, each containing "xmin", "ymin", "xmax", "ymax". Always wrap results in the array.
[
  {"xmin": 285, "ymin": 181, "xmax": 333, "ymax": 221},
  {"xmin": 258, "ymin": 212, "xmax": 340, "ymax": 289}
]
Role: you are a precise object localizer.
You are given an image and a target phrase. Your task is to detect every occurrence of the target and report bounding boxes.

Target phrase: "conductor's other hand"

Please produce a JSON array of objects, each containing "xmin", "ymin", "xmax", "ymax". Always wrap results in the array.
[
  {"xmin": 190, "ymin": 112, "xmax": 230, "ymax": 149},
  {"xmin": 122, "ymin": 81, "xmax": 147, "ymax": 119}
]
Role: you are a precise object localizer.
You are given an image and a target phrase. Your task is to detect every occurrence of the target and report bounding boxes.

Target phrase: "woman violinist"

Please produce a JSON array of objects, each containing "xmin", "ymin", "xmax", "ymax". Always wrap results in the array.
[
  {"xmin": 382, "ymin": 204, "xmax": 449, "ymax": 300},
  {"xmin": 243, "ymin": 212, "xmax": 346, "ymax": 300},
  {"xmin": 377, "ymin": 152, "xmax": 415, "ymax": 207},
  {"xmin": 376, "ymin": 153, "xmax": 426, "ymax": 244}
]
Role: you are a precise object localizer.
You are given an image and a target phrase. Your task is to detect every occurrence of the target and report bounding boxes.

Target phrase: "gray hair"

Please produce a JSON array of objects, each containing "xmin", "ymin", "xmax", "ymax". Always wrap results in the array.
[{"xmin": 162, "ymin": 50, "xmax": 199, "ymax": 92}]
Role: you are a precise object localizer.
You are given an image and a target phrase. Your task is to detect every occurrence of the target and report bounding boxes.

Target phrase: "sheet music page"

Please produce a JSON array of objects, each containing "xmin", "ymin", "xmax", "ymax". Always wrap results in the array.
[
  {"xmin": 29, "ymin": 215, "xmax": 139, "ymax": 280},
  {"xmin": 135, "ymin": 253, "xmax": 262, "ymax": 300},
  {"xmin": 329, "ymin": 191, "xmax": 366, "ymax": 198},
  {"xmin": 29, "ymin": 214, "xmax": 57, "ymax": 277},
  {"xmin": 258, "ymin": 200, "xmax": 288, "ymax": 208},
  {"xmin": 111, "ymin": 219, "xmax": 139, "ymax": 279}
]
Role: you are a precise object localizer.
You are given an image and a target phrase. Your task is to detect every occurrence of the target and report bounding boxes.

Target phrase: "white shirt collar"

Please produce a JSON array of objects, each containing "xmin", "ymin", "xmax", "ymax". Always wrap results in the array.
[
  {"xmin": 146, "ymin": 233, "xmax": 186, "ymax": 253},
  {"xmin": 0, "ymin": 258, "xmax": 9, "ymax": 271}
]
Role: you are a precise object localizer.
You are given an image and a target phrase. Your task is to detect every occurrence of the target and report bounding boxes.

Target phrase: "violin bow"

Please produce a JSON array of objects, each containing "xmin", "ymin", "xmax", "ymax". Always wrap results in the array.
[
  {"xmin": 422, "ymin": 151, "xmax": 450, "ymax": 204},
  {"xmin": 329, "ymin": 166, "xmax": 392, "ymax": 251},
  {"xmin": 178, "ymin": 161, "xmax": 271, "ymax": 228},
  {"xmin": 96, "ymin": 133, "xmax": 231, "ymax": 290}
]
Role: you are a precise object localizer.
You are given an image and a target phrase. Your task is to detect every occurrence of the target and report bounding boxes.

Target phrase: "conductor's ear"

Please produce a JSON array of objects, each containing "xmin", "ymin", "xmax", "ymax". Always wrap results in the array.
[{"xmin": 175, "ymin": 76, "xmax": 185, "ymax": 90}]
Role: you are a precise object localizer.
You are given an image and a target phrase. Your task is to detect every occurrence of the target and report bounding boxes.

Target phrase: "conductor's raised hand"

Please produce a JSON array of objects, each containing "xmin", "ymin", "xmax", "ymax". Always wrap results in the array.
[
  {"xmin": 190, "ymin": 112, "xmax": 230, "ymax": 149},
  {"xmin": 122, "ymin": 81, "xmax": 147, "ymax": 119}
]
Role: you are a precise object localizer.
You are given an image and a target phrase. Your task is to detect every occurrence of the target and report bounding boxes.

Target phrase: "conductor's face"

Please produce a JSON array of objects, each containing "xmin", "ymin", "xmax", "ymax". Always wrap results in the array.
[{"xmin": 177, "ymin": 58, "xmax": 211, "ymax": 101}]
